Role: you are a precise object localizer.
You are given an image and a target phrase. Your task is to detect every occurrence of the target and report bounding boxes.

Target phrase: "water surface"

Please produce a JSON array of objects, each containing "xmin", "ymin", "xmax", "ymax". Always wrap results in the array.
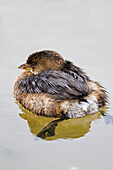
[{"xmin": 0, "ymin": 0, "xmax": 113, "ymax": 170}]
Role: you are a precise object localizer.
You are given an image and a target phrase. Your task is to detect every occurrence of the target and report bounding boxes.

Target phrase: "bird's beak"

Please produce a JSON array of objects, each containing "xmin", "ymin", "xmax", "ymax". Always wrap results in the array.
[{"xmin": 18, "ymin": 63, "xmax": 32, "ymax": 70}]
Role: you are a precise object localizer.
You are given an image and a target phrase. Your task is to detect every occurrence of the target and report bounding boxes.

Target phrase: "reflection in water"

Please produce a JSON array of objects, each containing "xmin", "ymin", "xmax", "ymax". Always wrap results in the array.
[
  {"xmin": 37, "ymin": 119, "xmax": 64, "ymax": 139},
  {"xmin": 17, "ymin": 102, "xmax": 109, "ymax": 141},
  {"xmin": 102, "ymin": 113, "xmax": 113, "ymax": 125}
]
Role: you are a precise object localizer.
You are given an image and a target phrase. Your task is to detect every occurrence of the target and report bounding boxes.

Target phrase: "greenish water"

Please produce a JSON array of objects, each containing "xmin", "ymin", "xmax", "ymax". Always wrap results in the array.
[
  {"xmin": 0, "ymin": 0, "xmax": 113, "ymax": 170},
  {"xmin": 18, "ymin": 103, "xmax": 108, "ymax": 141}
]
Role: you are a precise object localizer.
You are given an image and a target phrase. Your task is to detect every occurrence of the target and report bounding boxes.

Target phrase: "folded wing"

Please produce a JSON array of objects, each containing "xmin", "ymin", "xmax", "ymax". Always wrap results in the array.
[{"xmin": 18, "ymin": 69, "xmax": 91, "ymax": 101}]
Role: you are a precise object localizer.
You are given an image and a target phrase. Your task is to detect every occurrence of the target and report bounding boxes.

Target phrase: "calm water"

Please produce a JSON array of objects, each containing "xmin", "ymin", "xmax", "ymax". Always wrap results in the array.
[{"xmin": 0, "ymin": 0, "xmax": 113, "ymax": 170}]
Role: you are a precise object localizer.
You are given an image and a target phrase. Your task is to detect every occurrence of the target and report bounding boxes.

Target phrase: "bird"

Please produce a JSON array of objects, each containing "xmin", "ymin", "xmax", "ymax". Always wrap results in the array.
[{"xmin": 13, "ymin": 50, "xmax": 107, "ymax": 118}]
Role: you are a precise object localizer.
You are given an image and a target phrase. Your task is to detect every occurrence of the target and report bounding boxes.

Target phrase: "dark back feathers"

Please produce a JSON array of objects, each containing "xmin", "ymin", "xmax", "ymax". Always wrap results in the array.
[{"xmin": 17, "ymin": 61, "xmax": 91, "ymax": 101}]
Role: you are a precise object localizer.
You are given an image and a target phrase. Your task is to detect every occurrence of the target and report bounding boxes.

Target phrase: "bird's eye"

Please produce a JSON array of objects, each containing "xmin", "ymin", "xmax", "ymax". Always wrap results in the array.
[{"xmin": 32, "ymin": 63, "xmax": 36, "ymax": 66}]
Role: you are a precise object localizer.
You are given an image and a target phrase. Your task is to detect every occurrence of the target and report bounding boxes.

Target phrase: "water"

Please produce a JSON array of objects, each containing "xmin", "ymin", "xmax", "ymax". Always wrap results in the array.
[{"xmin": 0, "ymin": 0, "xmax": 113, "ymax": 169}]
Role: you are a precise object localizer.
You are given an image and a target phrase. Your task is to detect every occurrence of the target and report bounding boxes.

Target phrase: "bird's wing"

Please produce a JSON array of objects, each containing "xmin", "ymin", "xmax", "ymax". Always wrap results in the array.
[{"xmin": 18, "ymin": 69, "xmax": 91, "ymax": 101}]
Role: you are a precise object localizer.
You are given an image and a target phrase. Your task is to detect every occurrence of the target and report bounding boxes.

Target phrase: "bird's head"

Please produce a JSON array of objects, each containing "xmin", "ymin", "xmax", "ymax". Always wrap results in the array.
[{"xmin": 18, "ymin": 50, "xmax": 64, "ymax": 74}]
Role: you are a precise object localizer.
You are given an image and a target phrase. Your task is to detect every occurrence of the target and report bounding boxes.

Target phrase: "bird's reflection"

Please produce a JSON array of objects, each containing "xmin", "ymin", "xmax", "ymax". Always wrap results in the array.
[
  {"xmin": 37, "ymin": 118, "xmax": 64, "ymax": 139},
  {"xmin": 17, "ymin": 102, "xmax": 109, "ymax": 141}
]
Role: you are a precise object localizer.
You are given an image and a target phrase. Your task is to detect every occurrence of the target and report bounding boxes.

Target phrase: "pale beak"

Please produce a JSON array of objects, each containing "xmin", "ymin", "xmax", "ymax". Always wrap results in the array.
[{"xmin": 18, "ymin": 63, "xmax": 32, "ymax": 70}]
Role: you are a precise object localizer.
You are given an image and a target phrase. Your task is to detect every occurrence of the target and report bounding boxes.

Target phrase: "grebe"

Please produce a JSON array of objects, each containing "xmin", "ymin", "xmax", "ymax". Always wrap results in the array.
[{"xmin": 14, "ymin": 50, "xmax": 107, "ymax": 118}]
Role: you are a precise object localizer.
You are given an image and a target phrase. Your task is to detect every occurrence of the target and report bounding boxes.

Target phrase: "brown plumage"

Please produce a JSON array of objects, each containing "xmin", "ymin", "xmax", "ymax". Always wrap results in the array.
[{"xmin": 14, "ymin": 50, "xmax": 107, "ymax": 118}]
